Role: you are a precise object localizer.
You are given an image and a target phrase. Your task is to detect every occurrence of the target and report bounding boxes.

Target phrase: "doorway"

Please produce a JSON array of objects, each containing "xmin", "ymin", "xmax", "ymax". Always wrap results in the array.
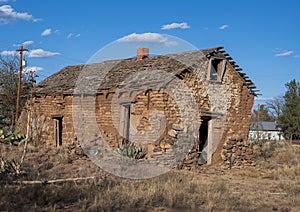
[
  {"xmin": 199, "ymin": 117, "xmax": 210, "ymax": 152},
  {"xmin": 51, "ymin": 114, "xmax": 63, "ymax": 147},
  {"xmin": 198, "ymin": 116, "xmax": 211, "ymax": 165}
]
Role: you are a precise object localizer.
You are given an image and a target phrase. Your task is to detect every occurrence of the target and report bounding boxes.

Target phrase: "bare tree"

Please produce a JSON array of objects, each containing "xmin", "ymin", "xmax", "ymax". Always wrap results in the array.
[
  {"xmin": 251, "ymin": 104, "xmax": 274, "ymax": 122},
  {"xmin": 265, "ymin": 96, "xmax": 284, "ymax": 121},
  {"xmin": 0, "ymin": 56, "xmax": 35, "ymax": 130},
  {"xmin": 0, "ymin": 55, "xmax": 18, "ymax": 129}
]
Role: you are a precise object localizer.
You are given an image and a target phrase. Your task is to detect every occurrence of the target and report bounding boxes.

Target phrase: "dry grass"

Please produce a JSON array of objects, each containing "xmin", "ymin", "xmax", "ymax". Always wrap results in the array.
[
  {"xmin": 1, "ymin": 172, "xmax": 248, "ymax": 211},
  {"xmin": 88, "ymin": 174, "xmax": 248, "ymax": 211},
  {"xmin": 0, "ymin": 141, "xmax": 300, "ymax": 211}
]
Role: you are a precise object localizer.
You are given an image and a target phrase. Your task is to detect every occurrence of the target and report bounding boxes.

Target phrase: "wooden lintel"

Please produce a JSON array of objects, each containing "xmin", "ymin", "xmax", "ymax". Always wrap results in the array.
[
  {"xmin": 200, "ymin": 110, "xmax": 224, "ymax": 118},
  {"xmin": 51, "ymin": 114, "xmax": 63, "ymax": 119}
]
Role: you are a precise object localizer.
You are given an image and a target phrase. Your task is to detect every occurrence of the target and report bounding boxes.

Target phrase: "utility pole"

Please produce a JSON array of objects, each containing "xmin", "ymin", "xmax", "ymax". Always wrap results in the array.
[
  {"xmin": 15, "ymin": 45, "xmax": 28, "ymax": 127},
  {"xmin": 257, "ymin": 104, "xmax": 260, "ymax": 142}
]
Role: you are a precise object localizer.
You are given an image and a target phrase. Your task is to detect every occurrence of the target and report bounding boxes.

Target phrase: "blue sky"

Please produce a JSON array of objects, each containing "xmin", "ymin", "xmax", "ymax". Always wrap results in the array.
[{"xmin": 1, "ymin": 0, "xmax": 299, "ymax": 106}]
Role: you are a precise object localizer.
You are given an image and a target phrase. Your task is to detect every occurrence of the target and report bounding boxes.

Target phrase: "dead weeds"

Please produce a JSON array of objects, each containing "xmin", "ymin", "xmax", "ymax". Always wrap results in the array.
[{"xmin": 0, "ymin": 141, "xmax": 299, "ymax": 211}]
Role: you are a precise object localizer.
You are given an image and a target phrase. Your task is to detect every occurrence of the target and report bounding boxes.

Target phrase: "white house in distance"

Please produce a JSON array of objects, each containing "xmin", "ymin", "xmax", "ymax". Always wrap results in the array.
[{"xmin": 248, "ymin": 121, "xmax": 285, "ymax": 141}]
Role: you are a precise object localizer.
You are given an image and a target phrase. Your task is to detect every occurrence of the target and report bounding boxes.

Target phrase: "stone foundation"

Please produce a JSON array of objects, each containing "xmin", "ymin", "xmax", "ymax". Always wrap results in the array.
[{"xmin": 221, "ymin": 138, "xmax": 256, "ymax": 169}]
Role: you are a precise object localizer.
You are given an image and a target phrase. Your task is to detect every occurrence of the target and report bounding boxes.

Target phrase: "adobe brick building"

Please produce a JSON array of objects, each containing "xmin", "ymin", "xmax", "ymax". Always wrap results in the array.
[{"xmin": 20, "ymin": 46, "xmax": 256, "ymax": 165}]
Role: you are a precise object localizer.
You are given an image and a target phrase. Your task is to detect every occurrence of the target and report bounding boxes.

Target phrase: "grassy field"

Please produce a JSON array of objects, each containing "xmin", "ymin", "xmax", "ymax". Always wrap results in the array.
[{"xmin": 0, "ymin": 141, "xmax": 299, "ymax": 211}]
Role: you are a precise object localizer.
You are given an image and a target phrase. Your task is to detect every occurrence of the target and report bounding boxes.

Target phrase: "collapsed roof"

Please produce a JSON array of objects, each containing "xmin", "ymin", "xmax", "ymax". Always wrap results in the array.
[{"xmin": 33, "ymin": 46, "xmax": 258, "ymax": 96}]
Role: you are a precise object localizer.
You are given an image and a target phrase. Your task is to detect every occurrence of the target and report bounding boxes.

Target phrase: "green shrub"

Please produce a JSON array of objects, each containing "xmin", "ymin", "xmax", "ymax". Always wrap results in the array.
[
  {"xmin": 116, "ymin": 143, "xmax": 146, "ymax": 159},
  {"xmin": 0, "ymin": 129, "xmax": 27, "ymax": 146}
]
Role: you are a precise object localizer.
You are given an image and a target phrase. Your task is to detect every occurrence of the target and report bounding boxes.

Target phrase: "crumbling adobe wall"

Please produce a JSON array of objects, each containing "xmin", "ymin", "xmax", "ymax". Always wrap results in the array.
[
  {"xmin": 212, "ymin": 63, "xmax": 254, "ymax": 163},
  {"xmin": 19, "ymin": 95, "xmax": 76, "ymax": 146},
  {"xmin": 180, "ymin": 61, "xmax": 254, "ymax": 167},
  {"xmin": 95, "ymin": 89, "xmax": 182, "ymax": 156}
]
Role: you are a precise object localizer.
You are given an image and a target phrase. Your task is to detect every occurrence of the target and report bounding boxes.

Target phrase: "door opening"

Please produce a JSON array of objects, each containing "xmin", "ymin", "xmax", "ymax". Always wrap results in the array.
[
  {"xmin": 198, "ymin": 116, "xmax": 211, "ymax": 165},
  {"xmin": 51, "ymin": 114, "xmax": 63, "ymax": 147},
  {"xmin": 199, "ymin": 117, "xmax": 210, "ymax": 152}
]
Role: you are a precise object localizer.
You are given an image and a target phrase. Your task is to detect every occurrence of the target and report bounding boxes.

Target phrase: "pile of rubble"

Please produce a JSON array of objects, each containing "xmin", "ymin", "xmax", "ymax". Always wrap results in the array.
[
  {"xmin": 221, "ymin": 138, "xmax": 256, "ymax": 169},
  {"xmin": 66, "ymin": 143, "xmax": 87, "ymax": 159}
]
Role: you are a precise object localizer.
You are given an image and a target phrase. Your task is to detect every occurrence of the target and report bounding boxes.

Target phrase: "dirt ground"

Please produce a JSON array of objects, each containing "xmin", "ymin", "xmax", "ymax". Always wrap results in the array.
[{"xmin": 0, "ymin": 141, "xmax": 299, "ymax": 211}]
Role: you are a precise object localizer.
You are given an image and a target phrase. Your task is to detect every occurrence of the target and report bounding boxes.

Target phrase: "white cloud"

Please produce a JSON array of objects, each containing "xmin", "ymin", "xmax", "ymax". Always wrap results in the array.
[
  {"xmin": 0, "ymin": 0, "xmax": 8, "ymax": 3},
  {"xmin": 13, "ymin": 40, "xmax": 34, "ymax": 47},
  {"xmin": 161, "ymin": 22, "xmax": 190, "ymax": 30},
  {"xmin": 22, "ymin": 40, "xmax": 34, "ymax": 46},
  {"xmin": 219, "ymin": 24, "xmax": 229, "ymax": 30},
  {"xmin": 41, "ymin": 28, "xmax": 52, "ymax": 36},
  {"xmin": 0, "ymin": 50, "xmax": 16, "ymax": 56},
  {"xmin": 1, "ymin": 48, "xmax": 59, "ymax": 58},
  {"xmin": 0, "ymin": 5, "xmax": 39, "ymax": 24},
  {"xmin": 67, "ymin": 33, "xmax": 81, "ymax": 39},
  {"xmin": 117, "ymin": 32, "xmax": 177, "ymax": 46},
  {"xmin": 26, "ymin": 49, "xmax": 60, "ymax": 58},
  {"xmin": 294, "ymin": 55, "xmax": 300, "ymax": 58},
  {"xmin": 274, "ymin": 50, "xmax": 293, "ymax": 57},
  {"xmin": 23, "ymin": 66, "xmax": 43, "ymax": 74}
]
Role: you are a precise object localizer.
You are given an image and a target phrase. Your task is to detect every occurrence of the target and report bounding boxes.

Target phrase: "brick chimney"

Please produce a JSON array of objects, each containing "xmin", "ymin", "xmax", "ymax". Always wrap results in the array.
[{"xmin": 137, "ymin": 48, "xmax": 149, "ymax": 60}]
